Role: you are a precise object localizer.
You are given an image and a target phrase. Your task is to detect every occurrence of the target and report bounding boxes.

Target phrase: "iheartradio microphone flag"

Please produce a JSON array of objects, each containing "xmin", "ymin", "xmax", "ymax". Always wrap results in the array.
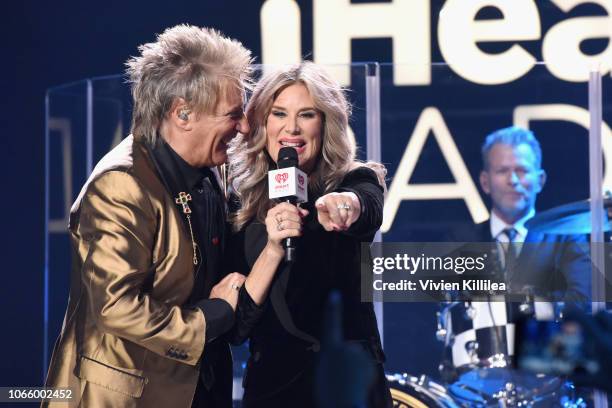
[
  {"xmin": 269, "ymin": 147, "xmax": 306, "ymax": 263},
  {"xmin": 268, "ymin": 167, "xmax": 308, "ymax": 203}
]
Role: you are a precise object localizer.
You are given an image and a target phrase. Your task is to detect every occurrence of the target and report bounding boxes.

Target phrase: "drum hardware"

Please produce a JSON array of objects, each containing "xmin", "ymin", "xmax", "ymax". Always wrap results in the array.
[
  {"xmin": 464, "ymin": 301, "xmax": 477, "ymax": 320},
  {"xmin": 436, "ymin": 302, "xmax": 461, "ymax": 345},
  {"xmin": 464, "ymin": 340, "xmax": 479, "ymax": 362},
  {"xmin": 387, "ymin": 373, "xmax": 460, "ymax": 408},
  {"xmin": 553, "ymin": 301, "xmax": 565, "ymax": 321},
  {"xmin": 391, "ymin": 303, "xmax": 585, "ymax": 408},
  {"xmin": 421, "ymin": 196, "xmax": 604, "ymax": 407},
  {"xmin": 448, "ymin": 368, "xmax": 576, "ymax": 407},
  {"xmin": 559, "ymin": 394, "xmax": 587, "ymax": 408},
  {"xmin": 518, "ymin": 302, "xmax": 534, "ymax": 315},
  {"xmin": 436, "ymin": 310, "xmax": 449, "ymax": 341},
  {"xmin": 517, "ymin": 286, "xmax": 536, "ymax": 317},
  {"xmin": 434, "ymin": 300, "xmax": 585, "ymax": 407},
  {"xmin": 485, "ymin": 353, "xmax": 508, "ymax": 369},
  {"xmin": 491, "ymin": 382, "xmax": 520, "ymax": 407}
]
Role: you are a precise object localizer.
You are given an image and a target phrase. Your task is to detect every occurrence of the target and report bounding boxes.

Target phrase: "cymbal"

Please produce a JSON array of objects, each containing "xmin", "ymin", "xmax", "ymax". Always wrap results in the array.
[{"xmin": 526, "ymin": 198, "xmax": 612, "ymax": 234}]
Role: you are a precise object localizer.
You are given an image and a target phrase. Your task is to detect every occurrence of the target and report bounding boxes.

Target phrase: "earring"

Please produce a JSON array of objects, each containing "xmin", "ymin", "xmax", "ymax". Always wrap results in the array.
[{"xmin": 178, "ymin": 110, "xmax": 189, "ymax": 121}]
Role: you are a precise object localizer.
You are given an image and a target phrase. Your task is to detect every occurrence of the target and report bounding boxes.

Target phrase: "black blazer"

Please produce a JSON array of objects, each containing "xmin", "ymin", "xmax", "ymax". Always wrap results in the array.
[
  {"xmin": 226, "ymin": 167, "xmax": 386, "ymax": 399},
  {"xmin": 452, "ymin": 220, "xmax": 591, "ymax": 305}
]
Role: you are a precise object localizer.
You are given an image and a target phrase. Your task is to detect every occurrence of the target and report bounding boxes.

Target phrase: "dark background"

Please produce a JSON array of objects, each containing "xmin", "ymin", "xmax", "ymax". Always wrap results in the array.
[{"xmin": 2, "ymin": 0, "xmax": 609, "ymax": 394}]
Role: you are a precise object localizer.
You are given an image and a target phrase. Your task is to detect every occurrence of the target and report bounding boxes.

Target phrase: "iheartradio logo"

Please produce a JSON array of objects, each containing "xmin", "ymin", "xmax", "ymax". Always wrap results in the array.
[
  {"xmin": 275, "ymin": 172, "xmax": 289, "ymax": 184},
  {"xmin": 268, "ymin": 168, "xmax": 308, "ymax": 203}
]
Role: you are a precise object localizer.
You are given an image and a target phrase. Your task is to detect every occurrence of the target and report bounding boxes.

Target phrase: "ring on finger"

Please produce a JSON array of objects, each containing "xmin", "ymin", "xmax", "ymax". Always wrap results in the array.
[
  {"xmin": 275, "ymin": 213, "xmax": 283, "ymax": 225},
  {"xmin": 231, "ymin": 283, "xmax": 241, "ymax": 291},
  {"xmin": 337, "ymin": 202, "xmax": 351, "ymax": 211},
  {"xmin": 277, "ymin": 221, "xmax": 284, "ymax": 231}
]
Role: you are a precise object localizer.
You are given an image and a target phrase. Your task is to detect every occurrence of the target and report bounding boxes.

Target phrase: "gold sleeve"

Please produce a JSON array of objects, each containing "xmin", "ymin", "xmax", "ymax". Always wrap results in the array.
[{"xmin": 78, "ymin": 170, "xmax": 206, "ymax": 366}]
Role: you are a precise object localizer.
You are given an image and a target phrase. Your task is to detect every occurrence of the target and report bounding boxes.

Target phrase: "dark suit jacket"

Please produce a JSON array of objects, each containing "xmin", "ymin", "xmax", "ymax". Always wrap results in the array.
[
  {"xmin": 452, "ymin": 219, "xmax": 591, "ymax": 306},
  {"xmin": 227, "ymin": 167, "xmax": 387, "ymax": 403}
]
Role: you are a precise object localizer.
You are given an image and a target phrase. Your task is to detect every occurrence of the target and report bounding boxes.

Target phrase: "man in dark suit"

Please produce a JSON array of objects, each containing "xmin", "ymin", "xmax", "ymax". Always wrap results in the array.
[
  {"xmin": 467, "ymin": 126, "xmax": 591, "ymax": 305},
  {"xmin": 438, "ymin": 127, "xmax": 591, "ymax": 403}
]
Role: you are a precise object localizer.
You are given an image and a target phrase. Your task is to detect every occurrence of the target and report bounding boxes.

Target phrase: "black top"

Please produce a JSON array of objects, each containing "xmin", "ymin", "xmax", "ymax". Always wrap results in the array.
[
  {"xmin": 226, "ymin": 166, "xmax": 386, "ymax": 399},
  {"xmin": 148, "ymin": 139, "xmax": 234, "ymax": 342}
]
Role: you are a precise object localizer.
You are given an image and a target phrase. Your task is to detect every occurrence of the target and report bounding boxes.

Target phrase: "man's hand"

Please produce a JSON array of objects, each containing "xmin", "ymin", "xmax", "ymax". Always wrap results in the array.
[
  {"xmin": 209, "ymin": 272, "xmax": 246, "ymax": 311},
  {"xmin": 315, "ymin": 192, "xmax": 360, "ymax": 232}
]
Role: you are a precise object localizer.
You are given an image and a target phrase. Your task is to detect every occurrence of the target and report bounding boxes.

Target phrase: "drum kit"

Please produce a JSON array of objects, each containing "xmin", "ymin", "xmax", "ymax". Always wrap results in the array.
[
  {"xmin": 387, "ymin": 198, "xmax": 609, "ymax": 407},
  {"xmin": 387, "ymin": 300, "xmax": 584, "ymax": 407}
]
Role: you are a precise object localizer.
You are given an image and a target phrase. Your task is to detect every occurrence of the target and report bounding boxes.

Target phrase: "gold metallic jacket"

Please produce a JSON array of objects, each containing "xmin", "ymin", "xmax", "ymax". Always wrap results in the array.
[{"xmin": 44, "ymin": 136, "xmax": 209, "ymax": 407}]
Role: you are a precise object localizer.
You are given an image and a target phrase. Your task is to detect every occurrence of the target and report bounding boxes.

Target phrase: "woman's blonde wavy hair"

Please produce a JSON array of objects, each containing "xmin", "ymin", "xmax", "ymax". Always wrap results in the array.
[{"xmin": 228, "ymin": 62, "xmax": 386, "ymax": 231}]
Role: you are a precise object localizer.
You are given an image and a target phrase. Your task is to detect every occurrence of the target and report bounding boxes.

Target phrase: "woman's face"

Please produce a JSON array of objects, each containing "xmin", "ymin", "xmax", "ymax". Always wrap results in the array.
[{"xmin": 265, "ymin": 83, "xmax": 323, "ymax": 174}]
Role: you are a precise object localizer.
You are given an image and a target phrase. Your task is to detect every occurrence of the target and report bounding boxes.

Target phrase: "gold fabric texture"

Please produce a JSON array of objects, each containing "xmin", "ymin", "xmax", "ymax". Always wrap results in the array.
[{"xmin": 43, "ymin": 136, "xmax": 207, "ymax": 407}]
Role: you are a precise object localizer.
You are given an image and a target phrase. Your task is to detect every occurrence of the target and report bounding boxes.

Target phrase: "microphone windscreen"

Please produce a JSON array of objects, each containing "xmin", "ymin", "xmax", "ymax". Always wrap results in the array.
[{"xmin": 278, "ymin": 147, "xmax": 298, "ymax": 169}]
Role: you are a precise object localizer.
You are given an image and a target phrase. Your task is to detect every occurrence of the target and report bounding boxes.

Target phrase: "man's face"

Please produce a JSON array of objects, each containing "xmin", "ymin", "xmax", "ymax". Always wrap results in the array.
[
  {"xmin": 480, "ymin": 143, "xmax": 546, "ymax": 223},
  {"xmin": 184, "ymin": 86, "xmax": 249, "ymax": 167}
]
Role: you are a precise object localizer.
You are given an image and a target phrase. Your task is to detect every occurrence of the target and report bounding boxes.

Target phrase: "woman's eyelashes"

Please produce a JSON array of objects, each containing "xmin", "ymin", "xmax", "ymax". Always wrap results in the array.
[
  {"xmin": 270, "ymin": 110, "xmax": 286, "ymax": 118},
  {"xmin": 270, "ymin": 110, "xmax": 318, "ymax": 119},
  {"xmin": 299, "ymin": 110, "xmax": 318, "ymax": 119}
]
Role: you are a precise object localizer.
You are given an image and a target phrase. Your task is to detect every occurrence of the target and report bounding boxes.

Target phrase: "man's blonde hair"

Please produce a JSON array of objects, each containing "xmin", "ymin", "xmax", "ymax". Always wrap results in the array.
[{"xmin": 126, "ymin": 24, "xmax": 253, "ymax": 143}]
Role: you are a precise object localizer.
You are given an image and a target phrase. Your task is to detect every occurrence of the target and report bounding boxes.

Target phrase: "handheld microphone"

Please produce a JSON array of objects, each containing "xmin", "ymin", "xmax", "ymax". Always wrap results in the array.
[{"xmin": 268, "ymin": 147, "xmax": 308, "ymax": 263}]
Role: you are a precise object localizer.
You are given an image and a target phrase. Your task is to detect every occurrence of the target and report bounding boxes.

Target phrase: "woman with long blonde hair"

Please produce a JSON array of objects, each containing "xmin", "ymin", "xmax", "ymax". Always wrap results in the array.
[{"xmin": 226, "ymin": 62, "xmax": 391, "ymax": 407}]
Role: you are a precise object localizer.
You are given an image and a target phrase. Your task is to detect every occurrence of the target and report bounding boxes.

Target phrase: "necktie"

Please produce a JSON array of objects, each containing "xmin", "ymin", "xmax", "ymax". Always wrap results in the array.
[{"xmin": 502, "ymin": 227, "xmax": 518, "ymax": 274}]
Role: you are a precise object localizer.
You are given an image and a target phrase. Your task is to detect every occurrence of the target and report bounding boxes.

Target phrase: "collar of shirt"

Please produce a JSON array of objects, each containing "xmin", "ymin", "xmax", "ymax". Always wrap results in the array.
[
  {"xmin": 490, "ymin": 208, "xmax": 535, "ymax": 243},
  {"xmin": 159, "ymin": 141, "xmax": 213, "ymax": 191}
]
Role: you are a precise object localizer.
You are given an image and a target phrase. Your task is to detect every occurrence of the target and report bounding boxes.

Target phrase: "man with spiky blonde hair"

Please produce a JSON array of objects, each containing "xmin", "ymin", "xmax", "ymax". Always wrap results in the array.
[{"xmin": 44, "ymin": 25, "xmax": 252, "ymax": 408}]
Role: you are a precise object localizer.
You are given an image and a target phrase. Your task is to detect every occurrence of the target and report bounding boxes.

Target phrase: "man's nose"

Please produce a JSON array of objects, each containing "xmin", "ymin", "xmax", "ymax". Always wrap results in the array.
[{"xmin": 509, "ymin": 171, "xmax": 520, "ymax": 184}]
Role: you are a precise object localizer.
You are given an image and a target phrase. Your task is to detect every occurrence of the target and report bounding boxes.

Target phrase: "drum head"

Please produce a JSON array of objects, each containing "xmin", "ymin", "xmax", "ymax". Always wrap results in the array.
[{"xmin": 449, "ymin": 368, "xmax": 564, "ymax": 406}]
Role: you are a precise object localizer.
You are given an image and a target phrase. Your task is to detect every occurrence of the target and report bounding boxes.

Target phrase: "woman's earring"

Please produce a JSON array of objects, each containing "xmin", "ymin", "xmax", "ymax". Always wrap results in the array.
[{"xmin": 179, "ymin": 110, "xmax": 189, "ymax": 121}]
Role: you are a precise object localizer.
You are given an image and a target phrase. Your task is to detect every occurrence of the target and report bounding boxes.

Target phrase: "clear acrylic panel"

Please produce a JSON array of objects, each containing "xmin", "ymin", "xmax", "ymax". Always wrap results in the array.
[
  {"xmin": 378, "ymin": 62, "xmax": 596, "ymax": 383},
  {"xmin": 45, "ymin": 76, "xmax": 132, "ymax": 376},
  {"xmin": 598, "ymin": 69, "xmax": 612, "ymax": 312}
]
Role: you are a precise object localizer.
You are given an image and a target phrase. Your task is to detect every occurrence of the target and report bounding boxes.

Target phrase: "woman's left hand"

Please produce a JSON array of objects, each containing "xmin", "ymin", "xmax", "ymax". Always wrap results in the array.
[{"xmin": 315, "ymin": 192, "xmax": 360, "ymax": 232}]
